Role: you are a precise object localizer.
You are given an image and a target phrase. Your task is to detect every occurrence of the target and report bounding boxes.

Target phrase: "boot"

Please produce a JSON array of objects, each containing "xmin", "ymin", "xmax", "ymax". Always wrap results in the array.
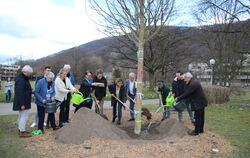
[{"xmin": 19, "ymin": 131, "xmax": 32, "ymax": 137}]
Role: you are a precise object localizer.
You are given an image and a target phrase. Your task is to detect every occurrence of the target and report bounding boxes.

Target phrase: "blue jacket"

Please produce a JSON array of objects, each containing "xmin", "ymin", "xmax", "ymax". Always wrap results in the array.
[
  {"xmin": 13, "ymin": 73, "xmax": 32, "ymax": 111},
  {"xmin": 35, "ymin": 78, "xmax": 55, "ymax": 107},
  {"xmin": 125, "ymin": 79, "xmax": 136, "ymax": 95}
]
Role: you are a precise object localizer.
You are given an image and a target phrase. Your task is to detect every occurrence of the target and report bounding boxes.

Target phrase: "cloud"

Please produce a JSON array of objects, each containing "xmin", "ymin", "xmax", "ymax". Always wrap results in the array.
[{"xmin": 0, "ymin": 0, "xmax": 106, "ymax": 60}]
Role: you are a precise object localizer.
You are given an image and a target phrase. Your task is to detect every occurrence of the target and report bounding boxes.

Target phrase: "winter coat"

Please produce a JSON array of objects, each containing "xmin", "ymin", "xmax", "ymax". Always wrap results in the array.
[
  {"xmin": 172, "ymin": 77, "xmax": 185, "ymax": 98},
  {"xmin": 93, "ymin": 76, "xmax": 107, "ymax": 100},
  {"xmin": 158, "ymin": 84, "xmax": 170, "ymax": 105},
  {"xmin": 108, "ymin": 83, "xmax": 127, "ymax": 103},
  {"xmin": 177, "ymin": 79, "xmax": 208, "ymax": 110},
  {"xmin": 13, "ymin": 73, "xmax": 32, "ymax": 111},
  {"xmin": 35, "ymin": 78, "xmax": 55, "ymax": 107},
  {"xmin": 4, "ymin": 81, "xmax": 14, "ymax": 94},
  {"xmin": 125, "ymin": 79, "xmax": 137, "ymax": 95},
  {"xmin": 55, "ymin": 77, "xmax": 75, "ymax": 102}
]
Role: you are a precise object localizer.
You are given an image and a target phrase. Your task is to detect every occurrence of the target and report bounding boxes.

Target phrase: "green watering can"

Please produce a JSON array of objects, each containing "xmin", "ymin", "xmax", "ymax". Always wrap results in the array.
[
  {"xmin": 71, "ymin": 92, "xmax": 91, "ymax": 105},
  {"xmin": 165, "ymin": 94, "xmax": 176, "ymax": 108}
]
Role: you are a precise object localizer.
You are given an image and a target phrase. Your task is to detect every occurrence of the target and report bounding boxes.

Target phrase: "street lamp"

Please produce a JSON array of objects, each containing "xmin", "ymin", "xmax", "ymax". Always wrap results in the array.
[{"xmin": 209, "ymin": 59, "xmax": 215, "ymax": 85}]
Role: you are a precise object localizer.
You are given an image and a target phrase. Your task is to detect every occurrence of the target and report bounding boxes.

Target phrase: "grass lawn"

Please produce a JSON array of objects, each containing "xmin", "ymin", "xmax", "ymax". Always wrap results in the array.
[{"xmin": 0, "ymin": 115, "xmax": 43, "ymax": 158}]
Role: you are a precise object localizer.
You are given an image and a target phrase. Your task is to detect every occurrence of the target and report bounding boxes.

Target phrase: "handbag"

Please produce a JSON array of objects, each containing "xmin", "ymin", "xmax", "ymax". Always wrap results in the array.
[
  {"xmin": 45, "ymin": 101, "xmax": 57, "ymax": 113},
  {"xmin": 165, "ymin": 94, "xmax": 175, "ymax": 108},
  {"xmin": 173, "ymin": 100, "xmax": 186, "ymax": 112}
]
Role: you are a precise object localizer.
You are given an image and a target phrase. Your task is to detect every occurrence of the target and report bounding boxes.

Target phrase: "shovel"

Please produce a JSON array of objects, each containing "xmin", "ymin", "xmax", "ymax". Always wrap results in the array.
[
  {"xmin": 92, "ymin": 95, "xmax": 109, "ymax": 120},
  {"xmin": 112, "ymin": 95, "xmax": 134, "ymax": 113}
]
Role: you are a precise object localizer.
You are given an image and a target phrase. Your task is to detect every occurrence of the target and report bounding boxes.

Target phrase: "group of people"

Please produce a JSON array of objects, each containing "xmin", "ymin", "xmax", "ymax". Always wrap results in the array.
[
  {"xmin": 157, "ymin": 71, "xmax": 207, "ymax": 136},
  {"xmin": 13, "ymin": 64, "xmax": 207, "ymax": 137}
]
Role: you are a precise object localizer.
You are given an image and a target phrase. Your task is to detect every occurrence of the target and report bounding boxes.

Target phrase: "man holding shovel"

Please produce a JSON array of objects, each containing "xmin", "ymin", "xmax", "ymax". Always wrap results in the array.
[
  {"xmin": 125, "ymin": 72, "xmax": 136, "ymax": 121},
  {"xmin": 108, "ymin": 78, "xmax": 127, "ymax": 125},
  {"xmin": 93, "ymin": 69, "xmax": 107, "ymax": 115}
]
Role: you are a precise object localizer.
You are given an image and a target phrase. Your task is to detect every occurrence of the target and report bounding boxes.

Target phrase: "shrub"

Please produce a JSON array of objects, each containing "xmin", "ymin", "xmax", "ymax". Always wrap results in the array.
[{"xmin": 203, "ymin": 86, "xmax": 231, "ymax": 104}]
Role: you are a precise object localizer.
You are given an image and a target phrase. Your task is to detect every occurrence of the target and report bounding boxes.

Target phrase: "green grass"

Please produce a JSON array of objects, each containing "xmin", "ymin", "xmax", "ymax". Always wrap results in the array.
[
  {"xmin": 0, "ymin": 115, "xmax": 43, "ymax": 158},
  {"xmin": 142, "ymin": 88, "xmax": 250, "ymax": 158}
]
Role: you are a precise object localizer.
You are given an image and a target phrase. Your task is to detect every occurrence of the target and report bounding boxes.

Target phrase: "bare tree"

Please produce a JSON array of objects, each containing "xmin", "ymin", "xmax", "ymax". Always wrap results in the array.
[
  {"xmin": 88, "ymin": 0, "xmax": 175, "ymax": 134},
  {"xmin": 194, "ymin": 0, "xmax": 249, "ymax": 86},
  {"xmin": 109, "ymin": 27, "xmax": 192, "ymax": 90}
]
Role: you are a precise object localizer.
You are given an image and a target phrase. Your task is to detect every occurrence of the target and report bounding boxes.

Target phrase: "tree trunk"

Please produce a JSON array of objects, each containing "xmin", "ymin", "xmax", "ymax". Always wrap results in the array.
[{"xmin": 134, "ymin": 0, "xmax": 145, "ymax": 135}]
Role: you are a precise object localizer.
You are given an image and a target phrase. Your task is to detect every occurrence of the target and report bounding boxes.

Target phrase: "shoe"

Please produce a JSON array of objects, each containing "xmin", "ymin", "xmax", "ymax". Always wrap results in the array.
[
  {"xmin": 46, "ymin": 124, "xmax": 50, "ymax": 129},
  {"xmin": 112, "ymin": 116, "xmax": 117, "ymax": 123},
  {"xmin": 44, "ymin": 122, "xmax": 47, "ymax": 126},
  {"xmin": 19, "ymin": 131, "xmax": 32, "ymax": 137},
  {"xmin": 128, "ymin": 118, "xmax": 135, "ymax": 121},
  {"xmin": 53, "ymin": 127, "xmax": 60, "ymax": 131},
  {"xmin": 188, "ymin": 130, "xmax": 198, "ymax": 136},
  {"xmin": 30, "ymin": 122, "xmax": 37, "ymax": 128},
  {"xmin": 116, "ymin": 121, "xmax": 121, "ymax": 125},
  {"xmin": 32, "ymin": 130, "xmax": 43, "ymax": 135}
]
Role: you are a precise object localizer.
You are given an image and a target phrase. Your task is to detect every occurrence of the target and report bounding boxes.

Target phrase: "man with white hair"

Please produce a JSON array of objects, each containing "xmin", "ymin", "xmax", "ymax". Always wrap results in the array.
[
  {"xmin": 62, "ymin": 64, "xmax": 75, "ymax": 123},
  {"xmin": 176, "ymin": 72, "xmax": 208, "ymax": 136},
  {"xmin": 125, "ymin": 72, "xmax": 136, "ymax": 121},
  {"xmin": 13, "ymin": 65, "xmax": 33, "ymax": 137}
]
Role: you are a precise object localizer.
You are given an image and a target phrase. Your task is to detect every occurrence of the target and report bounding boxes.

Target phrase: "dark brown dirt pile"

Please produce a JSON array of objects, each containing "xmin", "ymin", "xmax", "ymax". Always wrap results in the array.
[
  {"xmin": 55, "ymin": 107, "xmax": 130, "ymax": 144},
  {"xmin": 120, "ymin": 118, "xmax": 188, "ymax": 140},
  {"xmin": 141, "ymin": 108, "xmax": 152, "ymax": 120}
]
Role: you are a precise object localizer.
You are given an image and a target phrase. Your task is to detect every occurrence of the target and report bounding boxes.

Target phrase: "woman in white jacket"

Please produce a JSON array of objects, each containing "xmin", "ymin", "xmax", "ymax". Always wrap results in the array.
[{"xmin": 55, "ymin": 69, "xmax": 77, "ymax": 127}]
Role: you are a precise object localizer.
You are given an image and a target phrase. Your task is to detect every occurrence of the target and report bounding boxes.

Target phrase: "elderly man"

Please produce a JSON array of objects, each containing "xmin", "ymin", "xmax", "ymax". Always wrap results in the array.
[
  {"xmin": 125, "ymin": 72, "xmax": 136, "ymax": 121},
  {"xmin": 176, "ymin": 72, "xmax": 208, "ymax": 136},
  {"xmin": 13, "ymin": 65, "xmax": 33, "ymax": 137}
]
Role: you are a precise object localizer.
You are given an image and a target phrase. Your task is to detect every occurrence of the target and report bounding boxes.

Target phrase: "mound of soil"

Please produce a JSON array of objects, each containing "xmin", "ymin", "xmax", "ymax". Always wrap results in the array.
[
  {"xmin": 55, "ymin": 108, "xmax": 188, "ymax": 144},
  {"xmin": 120, "ymin": 118, "xmax": 188, "ymax": 140},
  {"xmin": 55, "ymin": 107, "xmax": 130, "ymax": 144}
]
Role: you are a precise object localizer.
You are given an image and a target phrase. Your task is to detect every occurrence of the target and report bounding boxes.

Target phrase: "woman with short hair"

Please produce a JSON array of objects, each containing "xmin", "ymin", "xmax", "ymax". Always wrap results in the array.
[
  {"xmin": 34, "ymin": 72, "xmax": 59, "ymax": 134},
  {"xmin": 55, "ymin": 69, "xmax": 77, "ymax": 127},
  {"xmin": 108, "ymin": 78, "xmax": 127, "ymax": 125}
]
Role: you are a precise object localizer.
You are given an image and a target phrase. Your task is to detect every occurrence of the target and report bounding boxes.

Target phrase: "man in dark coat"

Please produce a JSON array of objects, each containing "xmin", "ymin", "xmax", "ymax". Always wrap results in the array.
[
  {"xmin": 108, "ymin": 78, "xmax": 127, "ymax": 125},
  {"xmin": 176, "ymin": 72, "xmax": 208, "ymax": 136},
  {"xmin": 13, "ymin": 65, "xmax": 33, "ymax": 137},
  {"xmin": 93, "ymin": 69, "xmax": 107, "ymax": 114}
]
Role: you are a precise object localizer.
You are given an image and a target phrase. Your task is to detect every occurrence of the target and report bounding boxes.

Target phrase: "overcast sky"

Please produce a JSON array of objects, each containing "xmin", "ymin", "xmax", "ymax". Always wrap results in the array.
[{"xmin": 0, "ymin": 0, "xmax": 210, "ymax": 62}]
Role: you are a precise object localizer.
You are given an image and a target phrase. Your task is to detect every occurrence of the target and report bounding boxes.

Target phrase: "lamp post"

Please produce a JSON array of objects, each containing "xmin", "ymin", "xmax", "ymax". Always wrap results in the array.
[{"xmin": 210, "ymin": 59, "xmax": 215, "ymax": 85}]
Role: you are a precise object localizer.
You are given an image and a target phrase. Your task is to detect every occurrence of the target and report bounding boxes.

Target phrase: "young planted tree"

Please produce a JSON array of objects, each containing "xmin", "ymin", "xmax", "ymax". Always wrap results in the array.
[{"xmin": 88, "ymin": 0, "xmax": 175, "ymax": 134}]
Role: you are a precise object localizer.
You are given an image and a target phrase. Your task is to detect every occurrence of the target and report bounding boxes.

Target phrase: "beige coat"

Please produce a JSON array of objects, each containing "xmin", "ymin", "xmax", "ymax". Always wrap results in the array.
[{"xmin": 55, "ymin": 77, "xmax": 75, "ymax": 102}]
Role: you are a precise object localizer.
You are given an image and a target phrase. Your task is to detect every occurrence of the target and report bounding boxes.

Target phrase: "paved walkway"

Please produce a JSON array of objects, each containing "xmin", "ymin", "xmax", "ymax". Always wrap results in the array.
[{"xmin": 0, "ymin": 99, "xmax": 159, "ymax": 115}]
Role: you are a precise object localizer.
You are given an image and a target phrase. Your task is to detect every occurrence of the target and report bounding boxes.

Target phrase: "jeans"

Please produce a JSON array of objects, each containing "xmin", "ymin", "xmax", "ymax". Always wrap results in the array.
[
  {"xmin": 185, "ymin": 100, "xmax": 195, "ymax": 123},
  {"xmin": 18, "ymin": 110, "xmax": 29, "ymax": 132},
  {"xmin": 33, "ymin": 110, "xmax": 38, "ymax": 124},
  {"xmin": 5, "ymin": 90, "xmax": 11, "ymax": 102},
  {"xmin": 128, "ymin": 94, "xmax": 135, "ymax": 119},
  {"xmin": 112, "ymin": 101, "xmax": 123, "ymax": 123}
]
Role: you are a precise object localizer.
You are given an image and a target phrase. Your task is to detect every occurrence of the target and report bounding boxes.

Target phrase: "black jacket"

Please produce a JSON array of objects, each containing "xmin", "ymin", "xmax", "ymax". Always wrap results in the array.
[
  {"xmin": 177, "ymin": 79, "xmax": 208, "ymax": 110},
  {"xmin": 108, "ymin": 83, "xmax": 126, "ymax": 103},
  {"xmin": 13, "ymin": 73, "xmax": 32, "ymax": 111},
  {"xmin": 172, "ymin": 78, "xmax": 185, "ymax": 98},
  {"xmin": 93, "ymin": 76, "xmax": 107, "ymax": 100},
  {"xmin": 79, "ymin": 78, "xmax": 93, "ymax": 98}
]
